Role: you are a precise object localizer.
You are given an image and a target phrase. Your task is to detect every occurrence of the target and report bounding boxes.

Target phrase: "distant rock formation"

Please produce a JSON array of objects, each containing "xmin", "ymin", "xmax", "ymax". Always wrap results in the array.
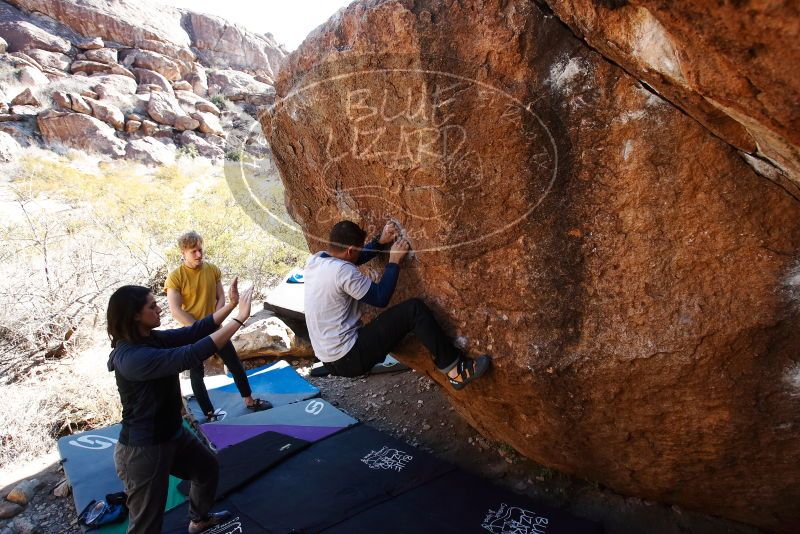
[
  {"xmin": 262, "ymin": 0, "xmax": 800, "ymax": 531},
  {"xmin": 0, "ymin": 0, "xmax": 285, "ymax": 164}
]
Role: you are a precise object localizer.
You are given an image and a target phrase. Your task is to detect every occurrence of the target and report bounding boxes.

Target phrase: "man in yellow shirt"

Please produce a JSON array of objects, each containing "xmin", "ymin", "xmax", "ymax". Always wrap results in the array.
[{"xmin": 165, "ymin": 231, "xmax": 269, "ymax": 420}]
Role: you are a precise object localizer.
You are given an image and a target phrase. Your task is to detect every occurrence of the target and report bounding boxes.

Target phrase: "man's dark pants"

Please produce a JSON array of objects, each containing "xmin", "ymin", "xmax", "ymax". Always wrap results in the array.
[
  {"xmin": 328, "ymin": 299, "xmax": 461, "ymax": 377},
  {"xmin": 114, "ymin": 428, "xmax": 218, "ymax": 533},
  {"xmin": 190, "ymin": 341, "xmax": 251, "ymax": 415}
]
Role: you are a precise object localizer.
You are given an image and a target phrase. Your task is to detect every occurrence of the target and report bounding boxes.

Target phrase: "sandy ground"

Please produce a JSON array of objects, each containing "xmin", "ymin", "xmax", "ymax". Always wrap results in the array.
[{"xmin": 1, "ymin": 358, "xmax": 761, "ymax": 534}]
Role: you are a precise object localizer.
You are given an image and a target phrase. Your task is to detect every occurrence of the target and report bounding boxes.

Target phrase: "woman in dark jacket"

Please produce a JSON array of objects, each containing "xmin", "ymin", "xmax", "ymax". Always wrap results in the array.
[{"xmin": 106, "ymin": 278, "xmax": 252, "ymax": 534}]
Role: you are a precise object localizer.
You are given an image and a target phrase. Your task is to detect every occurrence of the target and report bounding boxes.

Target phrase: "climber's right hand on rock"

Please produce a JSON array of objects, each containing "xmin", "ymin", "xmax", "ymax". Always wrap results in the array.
[
  {"xmin": 389, "ymin": 238, "xmax": 411, "ymax": 264},
  {"xmin": 379, "ymin": 221, "xmax": 400, "ymax": 245}
]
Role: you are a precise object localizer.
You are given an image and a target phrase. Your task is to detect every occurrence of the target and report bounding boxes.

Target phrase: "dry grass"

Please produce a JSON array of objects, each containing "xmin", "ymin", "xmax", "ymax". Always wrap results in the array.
[{"xmin": 0, "ymin": 338, "xmax": 121, "ymax": 470}]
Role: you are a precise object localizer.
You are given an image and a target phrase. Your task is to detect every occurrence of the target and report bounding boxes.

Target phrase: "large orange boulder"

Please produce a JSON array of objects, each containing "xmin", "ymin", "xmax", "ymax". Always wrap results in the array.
[{"xmin": 260, "ymin": 0, "xmax": 800, "ymax": 530}]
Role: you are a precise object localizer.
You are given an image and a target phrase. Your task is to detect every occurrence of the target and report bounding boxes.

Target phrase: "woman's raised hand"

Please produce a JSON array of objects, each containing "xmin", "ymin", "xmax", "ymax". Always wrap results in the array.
[
  {"xmin": 210, "ymin": 281, "xmax": 255, "ymax": 348},
  {"xmin": 228, "ymin": 277, "xmax": 240, "ymax": 306},
  {"xmin": 236, "ymin": 285, "xmax": 253, "ymax": 323}
]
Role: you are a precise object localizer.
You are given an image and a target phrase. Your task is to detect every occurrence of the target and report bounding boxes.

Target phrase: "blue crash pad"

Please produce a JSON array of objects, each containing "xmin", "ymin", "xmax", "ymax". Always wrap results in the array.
[
  {"xmin": 183, "ymin": 360, "xmax": 319, "ymax": 423},
  {"xmin": 199, "ymin": 398, "xmax": 358, "ymax": 450},
  {"xmin": 57, "ymin": 424, "xmax": 188, "ymax": 521}
]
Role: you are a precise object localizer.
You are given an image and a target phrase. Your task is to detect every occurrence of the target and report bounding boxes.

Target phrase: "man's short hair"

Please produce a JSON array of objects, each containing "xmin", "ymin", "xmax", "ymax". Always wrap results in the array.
[
  {"xmin": 329, "ymin": 220, "xmax": 366, "ymax": 250},
  {"xmin": 178, "ymin": 231, "xmax": 203, "ymax": 250}
]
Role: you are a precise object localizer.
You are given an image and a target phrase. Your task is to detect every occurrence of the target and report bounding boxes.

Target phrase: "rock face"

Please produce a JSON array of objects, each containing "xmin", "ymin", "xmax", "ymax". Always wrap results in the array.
[
  {"xmin": 173, "ymin": 114, "xmax": 199, "ymax": 131},
  {"xmin": 6, "ymin": 0, "xmax": 191, "ymax": 52},
  {"xmin": 183, "ymin": 11, "xmax": 284, "ymax": 80},
  {"xmin": 147, "ymin": 91, "xmax": 187, "ymax": 127},
  {"xmin": 67, "ymin": 93, "xmax": 92, "ymax": 114},
  {"xmin": 133, "ymin": 49, "xmax": 182, "ymax": 81},
  {"xmin": 207, "ymin": 69, "xmax": 273, "ymax": 101},
  {"xmin": 543, "ymin": 0, "xmax": 800, "ymax": 198},
  {"xmin": 187, "ymin": 62, "xmax": 208, "ymax": 96},
  {"xmin": 25, "ymin": 48, "xmax": 70, "ymax": 70},
  {"xmin": 88, "ymin": 99, "xmax": 124, "ymax": 130},
  {"xmin": 11, "ymin": 87, "xmax": 39, "ymax": 106},
  {"xmin": 262, "ymin": 0, "xmax": 800, "ymax": 531},
  {"xmin": 190, "ymin": 111, "xmax": 223, "ymax": 136},
  {"xmin": 83, "ymin": 47, "xmax": 117, "ymax": 65},
  {"xmin": 15, "ymin": 64, "xmax": 49, "ymax": 86},
  {"xmin": 70, "ymin": 59, "xmax": 112, "ymax": 74},
  {"xmin": 231, "ymin": 310, "xmax": 313, "ymax": 359},
  {"xmin": 74, "ymin": 36, "xmax": 102, "ymax": 50},
  {"xmin": 0, "ymin": 130, "xmax": 21, "ymax": 162},
  {"xmin": 5, "ymin": 0, "xmax": 287, "ymax": 78},
  {"xmin": 38, "ymin": 110, "xmax": 125, "ymax": 157},
  {"xmin": 133, "ymin": 67, "xmax": 174, "ymax": 95},
  {"xmin": 125, "ymin": 137, "xmax": 174, "ymax": 166},
  {"xmin": 0, "ymin": 0, "xmax": 285, "ymax": 165},
  {"xmin": 0, "ymin": 20, "xmax": 71, "ymax": 53}
]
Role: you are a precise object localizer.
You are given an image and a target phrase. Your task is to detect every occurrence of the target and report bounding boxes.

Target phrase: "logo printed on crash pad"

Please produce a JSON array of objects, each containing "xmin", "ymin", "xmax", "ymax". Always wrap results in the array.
[
  {"xmin": 202, "ymin": 516, "xmax": 242, "ymax": 534},
  {"xmin": 482, "ymin": 503, "xmax": 549, "ymax": 534},
  {"xmin": 214, "ymin": 410, "xmax": 228, "ymax": 421},
  {"xmin": 305, "ymin": 400, "xmax": 324, "ymax": 415},
  {"xmin": 67, "ymin": 434, "xmax": 118, "ymax": 450},
  {"xmin": 360, "ymin": 446, "xmax": 413, "ymax": 471}
]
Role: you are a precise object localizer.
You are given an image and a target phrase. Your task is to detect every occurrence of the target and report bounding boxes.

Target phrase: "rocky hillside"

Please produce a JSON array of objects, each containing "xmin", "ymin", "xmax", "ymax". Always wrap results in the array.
[
  {"xmin": 0, "ymin": 0, "xmax": 286, "ymax": 165},
  {"xmin": 262, "ymin": 0, "xmax": 800, "ymax": 531}
]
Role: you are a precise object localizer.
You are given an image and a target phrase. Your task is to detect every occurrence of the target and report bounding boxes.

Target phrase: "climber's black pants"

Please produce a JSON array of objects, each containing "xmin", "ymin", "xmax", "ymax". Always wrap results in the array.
[
  {"xmin": 189, "ymin": 341, "xmax": 251, "ymax": 415},
  {"xmin": 327, "ymin": 299, "xmax": 461, "ymax": 377}
]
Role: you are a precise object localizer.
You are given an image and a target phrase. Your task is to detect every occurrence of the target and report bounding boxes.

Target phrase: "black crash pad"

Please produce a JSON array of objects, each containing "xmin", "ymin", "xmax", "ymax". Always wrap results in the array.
[
  {"xmin": 177, "ymin": 430, "xmax": 310, "ymax": 499},
  {"xmin": 321, "ymin": 469, "xmax": 603, "ymax": 534},
  {"xmin": 163, "ymin": 424, "xmax": 452, "ymax": 533}
]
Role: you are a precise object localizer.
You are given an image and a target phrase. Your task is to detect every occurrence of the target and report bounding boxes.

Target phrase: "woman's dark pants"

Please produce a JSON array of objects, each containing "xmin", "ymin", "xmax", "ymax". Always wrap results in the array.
[{"xmin": 114, "ymin": 428, "xmax": 218, "ymax": 533}]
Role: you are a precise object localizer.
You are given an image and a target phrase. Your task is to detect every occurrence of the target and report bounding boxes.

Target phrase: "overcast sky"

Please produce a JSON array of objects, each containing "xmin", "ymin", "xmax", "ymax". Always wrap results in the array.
[{"xmin": 155, "ymin": 0, "xmax": 353, "ymax": 51}]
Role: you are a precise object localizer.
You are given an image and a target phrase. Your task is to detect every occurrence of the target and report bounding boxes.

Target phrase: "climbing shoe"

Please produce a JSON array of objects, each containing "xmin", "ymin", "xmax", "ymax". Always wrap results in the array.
[
  {"xmin": 205, "ymin": 409, "xmax": 224, "ymax": 423},
  {"xmin": 188, "ymin": 510, "xmax": 233, "ymax": 533},
  {"xmin": 448, "ymin": 355, "xmax": 491, "ymax": 390},
  {"xmin": 309, "ymin": 361, "xmax": 332, "ymax": 377},
  {"xmin": 246, "ymin": 398, "xmax": 272, "ymax": 412}
]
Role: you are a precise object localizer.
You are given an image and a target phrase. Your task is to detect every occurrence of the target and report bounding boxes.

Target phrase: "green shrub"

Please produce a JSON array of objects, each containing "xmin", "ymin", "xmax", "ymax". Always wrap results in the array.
[
  {"xmin": 225, "ymin": 149, "xmax": 243, "ymax": 162},
  {"xmin": 176, "ymin": 144, "xmax": 200, "ymax": 160},
  {"xmin": 210, "ymin": 95, "xmax": 228, "ymax": 110}
]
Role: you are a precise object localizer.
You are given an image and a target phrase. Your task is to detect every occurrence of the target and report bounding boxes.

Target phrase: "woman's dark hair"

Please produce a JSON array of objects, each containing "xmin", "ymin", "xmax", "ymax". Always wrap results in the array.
[
  {"xmin": 107, "ymin": 285, "xmax": 151, "ymax": 348},
  {"xmin": 329, "ymin": 220, "xmax": 367, "ymax": 250}
]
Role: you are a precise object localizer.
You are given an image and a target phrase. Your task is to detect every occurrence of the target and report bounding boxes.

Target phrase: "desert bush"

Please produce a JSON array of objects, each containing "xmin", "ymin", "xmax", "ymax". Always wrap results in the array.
[
  {"xmin": 1, "ymin": 150, "xmax": 306, "ymax": 381},
  {"xmin": 210, "ymin": 94, "xmax": 229, "ymax": 110},
  {"xmin": 225, "ymin": 149, "xmax": 243, "ymax": 161},
  {"xmin": 176, "ymin": 144, "xmax": 200, "ymax": 160},
  {"xmin": 0, "ymin": 346, "xmax": 121, "ymax": 470}
]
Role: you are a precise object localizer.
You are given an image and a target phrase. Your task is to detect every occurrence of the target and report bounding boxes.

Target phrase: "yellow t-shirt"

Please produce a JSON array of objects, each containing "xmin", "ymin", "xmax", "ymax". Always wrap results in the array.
[{"xmin": 164, "ymin": 262, "xmax": 222, "ymax": 322}]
